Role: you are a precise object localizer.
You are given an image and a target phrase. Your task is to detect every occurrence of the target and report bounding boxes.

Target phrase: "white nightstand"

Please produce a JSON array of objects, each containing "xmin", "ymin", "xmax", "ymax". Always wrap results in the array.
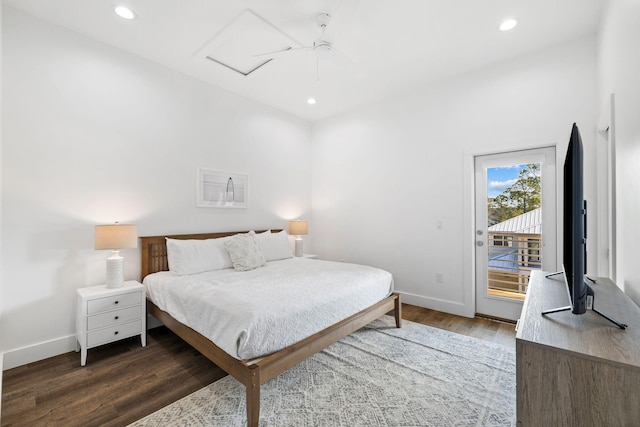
[{"xmin": 76, "ymin": 280, "xmax": 146, "ymax": 366}]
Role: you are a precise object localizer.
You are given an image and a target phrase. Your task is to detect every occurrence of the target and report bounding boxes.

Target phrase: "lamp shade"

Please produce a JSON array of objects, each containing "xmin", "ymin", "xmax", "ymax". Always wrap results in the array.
[
  {"xmin": 95, "ymin": 224, "xmax": 138, "ymax": 250},
  {"xmin": 289, "ymin": 220, "xmax": 308, "ymax": 236}
]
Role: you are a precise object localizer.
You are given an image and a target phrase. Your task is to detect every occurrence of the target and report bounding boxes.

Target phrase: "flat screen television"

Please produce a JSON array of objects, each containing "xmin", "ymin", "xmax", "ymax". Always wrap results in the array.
[
  {"xmin": 564, "ymin": 122, "xmax": 588, "ymax": 314},
  {"xmin": 542, "ymin": 123, "xmax": 626, "ymax": 329}
]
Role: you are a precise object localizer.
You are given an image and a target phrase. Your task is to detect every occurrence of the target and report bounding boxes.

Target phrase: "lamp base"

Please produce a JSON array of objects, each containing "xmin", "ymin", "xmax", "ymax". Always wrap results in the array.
[
  {"xmin": 106, "ymin": 251, "xmax": 125, "ymax": 288},
  {"xmin": 294, "ymin": 237, "xmax": 304, "ymax": 257}
]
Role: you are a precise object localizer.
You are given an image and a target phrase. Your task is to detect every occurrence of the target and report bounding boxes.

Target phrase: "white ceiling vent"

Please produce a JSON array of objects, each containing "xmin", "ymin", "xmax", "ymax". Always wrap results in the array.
[{"xmin": 197, "ymin": 9, "xmax": 301, "ymax": 77}]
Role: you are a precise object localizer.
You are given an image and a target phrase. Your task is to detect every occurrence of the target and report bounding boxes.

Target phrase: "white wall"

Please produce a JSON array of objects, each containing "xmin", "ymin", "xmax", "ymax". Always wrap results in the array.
[
  {"xmin": 598, "ymin": 1, "xmax": 640, "ymax": 304},
  {"xmin": 312, "ymin": 36, "xmax": 598, "ymax": 317},
  {"xmin": 1, "ymin": 8, "xmax": 312, "ymax": 369},
  {"xmin": 1, "ymin": 4, "xmax": 618, "ymax": 371},
  {"xmin": 1, "ymin": 0, "xmax": 4, "ymax": 412}
]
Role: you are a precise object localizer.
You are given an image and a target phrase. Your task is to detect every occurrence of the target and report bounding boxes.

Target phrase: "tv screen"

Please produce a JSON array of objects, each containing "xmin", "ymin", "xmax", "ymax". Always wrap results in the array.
[
  {"xmin": 563, "ymin": 123, "xmax": 588, "ymax": 314},
  {"xmin": 544, "ymin": 123, "xmax": 626, "ymax": 329}
]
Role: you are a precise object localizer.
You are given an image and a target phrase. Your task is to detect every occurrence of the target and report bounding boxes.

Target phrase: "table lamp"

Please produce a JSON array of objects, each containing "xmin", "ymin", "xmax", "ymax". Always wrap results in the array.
[
  {"xmin": 95, "ymin": 223, "xmax": 138, "ymax": 288},
  {"xmin": 288, "ymin": 220, "xmax": 308, "ymax": 257}
]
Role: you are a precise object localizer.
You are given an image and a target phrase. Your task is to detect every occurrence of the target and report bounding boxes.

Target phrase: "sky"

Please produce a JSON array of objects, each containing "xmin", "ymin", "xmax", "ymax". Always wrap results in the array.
[{"xmin": 487, "ymin": 163, "xmax": 539, "ymax": 198}]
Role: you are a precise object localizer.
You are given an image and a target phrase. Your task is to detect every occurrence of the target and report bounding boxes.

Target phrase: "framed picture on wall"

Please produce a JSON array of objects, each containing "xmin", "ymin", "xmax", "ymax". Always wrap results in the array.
[{"xmin": 196, "ymin": 168, "xmax": 248, "ymax": 208}]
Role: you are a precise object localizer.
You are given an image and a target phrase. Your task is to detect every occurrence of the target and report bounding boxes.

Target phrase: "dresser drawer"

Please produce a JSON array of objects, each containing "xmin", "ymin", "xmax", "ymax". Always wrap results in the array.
[
  {"xmin": 87, "ymin": 291, "xmax": 142, "ymax": 315},
  {"xmin": 87, "ymin": 306, "xmax": 142, "ymax": 331},
  {"xmin": 87, "ymin": 320, "xmax": 142, "ymax": 347}
]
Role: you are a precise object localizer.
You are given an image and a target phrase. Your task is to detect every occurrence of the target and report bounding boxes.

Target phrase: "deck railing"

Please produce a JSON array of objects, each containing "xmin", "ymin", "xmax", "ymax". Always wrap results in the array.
[{"xmin": 487, "ymin": 232, "xmax": 542, "ymax": 296}]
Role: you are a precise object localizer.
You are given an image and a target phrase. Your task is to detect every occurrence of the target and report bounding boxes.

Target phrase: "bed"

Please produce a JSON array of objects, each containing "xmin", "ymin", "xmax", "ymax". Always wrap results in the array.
[{"xmin": 140, "ymin": 230, "xmax": 401, "ymax": 427}]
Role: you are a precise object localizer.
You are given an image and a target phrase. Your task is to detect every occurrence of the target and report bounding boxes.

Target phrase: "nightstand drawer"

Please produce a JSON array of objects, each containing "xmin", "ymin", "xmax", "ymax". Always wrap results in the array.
[
  {"xmin": 87, "ymin": 320, "xmax": 142, "ymax": 347},
  {"xmin": 87, "ymin": 306, "xmax": 142, "ymax": 331},
  {"xmin": 87, "ymin": 292, "xmax": 141, "ymax": 315}
]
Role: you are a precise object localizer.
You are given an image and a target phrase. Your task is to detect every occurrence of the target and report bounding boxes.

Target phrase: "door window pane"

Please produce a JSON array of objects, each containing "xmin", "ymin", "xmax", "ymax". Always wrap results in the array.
[{"xmin": 486, "ymin": 163, "xmax": 542, "ymax": 299}]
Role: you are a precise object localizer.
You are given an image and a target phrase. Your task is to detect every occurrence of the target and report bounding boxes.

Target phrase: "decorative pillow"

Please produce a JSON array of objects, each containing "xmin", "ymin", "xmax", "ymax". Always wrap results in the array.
[
  {"xmin": 166, "ymin": 236, "xmax": 232, "ymax": 275},
  {"xmin": 255, "ymin": 230, "xmax": 293, "ymax": 261},
  {"xmin": 224, "ymin": 232, "xmax": 266, "ymax": 271}
]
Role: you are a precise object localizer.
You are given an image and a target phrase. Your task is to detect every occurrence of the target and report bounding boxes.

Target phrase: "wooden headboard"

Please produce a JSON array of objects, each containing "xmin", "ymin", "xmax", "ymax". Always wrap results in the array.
[{"xmin": 139, "ymin": 230, "xmax": 280, "ymax": 280}]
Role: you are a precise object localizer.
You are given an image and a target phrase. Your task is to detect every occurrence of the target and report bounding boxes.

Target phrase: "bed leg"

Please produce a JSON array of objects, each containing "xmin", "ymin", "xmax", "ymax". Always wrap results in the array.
[
  {"xmin": 394, "ymin": 294, "xmax": 403, "ymax": 328},
  {"xmin": 246, "ymin": 367, "xmax": 260, "ymax": 427}
]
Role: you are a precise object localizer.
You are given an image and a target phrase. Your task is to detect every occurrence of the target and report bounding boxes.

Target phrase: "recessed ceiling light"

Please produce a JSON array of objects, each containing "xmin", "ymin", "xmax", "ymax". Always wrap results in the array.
[
  {"xmin": 499, "ymin": 18, "xmax": 518, "ymax": 31},
  {"xmin": 306, "ymin": 97, "xmax": 317, "ymax": 105},
  {"xmin": 114, "ymin": 5, "xmax": 137, "ymax": 20}
]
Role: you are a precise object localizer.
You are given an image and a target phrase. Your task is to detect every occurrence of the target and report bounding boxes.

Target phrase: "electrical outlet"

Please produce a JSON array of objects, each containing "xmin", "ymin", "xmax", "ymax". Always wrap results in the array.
[{"xmin": 436, "ymin": 272, "xmax": 444, "ymax": 283}]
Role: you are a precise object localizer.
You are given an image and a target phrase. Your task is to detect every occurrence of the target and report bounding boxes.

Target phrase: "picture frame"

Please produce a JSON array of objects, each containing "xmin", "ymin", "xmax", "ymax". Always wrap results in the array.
[{"xmin": 196, "ymin": 168, "xmax": 248, "ymax": 208}]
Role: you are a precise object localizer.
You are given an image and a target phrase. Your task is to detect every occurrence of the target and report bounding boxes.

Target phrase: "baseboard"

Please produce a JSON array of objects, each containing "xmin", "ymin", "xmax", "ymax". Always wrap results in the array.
[
  {"xmin": 2, "ymin": 335, "xmax": 77, "ymax": 371},
  {"xmin": 0, "ymin": 301, "xmax": 472, "ymax": 370},
  {"xmin": 148, "ymin": 313, "xmax": 162, "ymax": 329},
  {"xmin": 400, "ymin": 291, "xmax": 473, "ymax": 318},
  {"xmin": 3, "ymin": 314, "xmax": 162, "ymax": 370}
]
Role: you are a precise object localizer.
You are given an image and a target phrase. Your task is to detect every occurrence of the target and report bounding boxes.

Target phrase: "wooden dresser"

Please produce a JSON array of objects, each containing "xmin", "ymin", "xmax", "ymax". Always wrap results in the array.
[{"xmin": 516, "ymin": 271, "xmax": 640, "ymax": 426}]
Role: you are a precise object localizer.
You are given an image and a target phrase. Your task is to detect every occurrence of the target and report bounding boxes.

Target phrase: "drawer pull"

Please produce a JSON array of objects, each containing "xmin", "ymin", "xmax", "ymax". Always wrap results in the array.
[
  {"xmin": 114, "ymin": 316, "xmax": 119, "ymax": 320},
  {"xmin": 114, "ymin": 331, "xmax": 119, "ymax": 335},
  {"xmin": 114, "ymin": 301, "xmax": 119, "ymax": 305}
]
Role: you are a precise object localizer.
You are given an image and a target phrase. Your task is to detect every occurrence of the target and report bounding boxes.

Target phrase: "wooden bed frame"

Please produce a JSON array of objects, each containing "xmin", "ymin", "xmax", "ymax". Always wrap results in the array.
[{"xmin": 140, "ymin": 231, "xmax": 402, "ymax": 427}]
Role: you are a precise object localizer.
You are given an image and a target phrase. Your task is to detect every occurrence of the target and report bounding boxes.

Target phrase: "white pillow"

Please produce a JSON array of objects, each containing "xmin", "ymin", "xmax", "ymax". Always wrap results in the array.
[
  {"xmin": 166, "ymin": 236, "xmax": 232, "ymax": 275},
  {"xmin": 255, "ymin": 230, "xmax": 293, "ymax": 261},
  {"xmin": 224, "ymin": 232, "xmax": 266, "ymax": 271}
]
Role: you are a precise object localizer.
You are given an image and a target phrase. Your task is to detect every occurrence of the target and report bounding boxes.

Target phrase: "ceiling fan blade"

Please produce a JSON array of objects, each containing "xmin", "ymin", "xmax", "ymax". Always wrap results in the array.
[
  {"xmin": 310, "ymin": 41, "xmax": 361, "ymax": 82},
  {"xmin": 254, "ymin": 45, "xmax": 311, "ymax": 58},
  {"xmin": 328, "ymin": 45, "xmax": 356, "ymax": 66}
]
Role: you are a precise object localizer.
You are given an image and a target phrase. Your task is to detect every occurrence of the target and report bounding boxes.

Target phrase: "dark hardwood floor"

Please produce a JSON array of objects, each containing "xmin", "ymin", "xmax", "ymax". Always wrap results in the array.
[
  {"xmin": 1, "ymin": 304, "xmax": 515, "ymax": 426},
  {"xmin": 401, "ymin": 304, "xmax": 516, "ymax": 348}
]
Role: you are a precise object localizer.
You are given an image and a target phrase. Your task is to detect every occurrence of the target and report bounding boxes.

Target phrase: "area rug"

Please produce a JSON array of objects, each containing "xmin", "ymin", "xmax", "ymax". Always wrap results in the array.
[{"xmin": 129, "ymin": 316, "xmax": 515, "ymax": 426}]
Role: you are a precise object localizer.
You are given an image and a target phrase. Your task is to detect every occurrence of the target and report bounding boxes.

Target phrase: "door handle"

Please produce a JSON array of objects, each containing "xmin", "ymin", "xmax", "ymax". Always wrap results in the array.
[{"xmin": 476, "ymin": 241, "xmax": 484, "ymax": 247}]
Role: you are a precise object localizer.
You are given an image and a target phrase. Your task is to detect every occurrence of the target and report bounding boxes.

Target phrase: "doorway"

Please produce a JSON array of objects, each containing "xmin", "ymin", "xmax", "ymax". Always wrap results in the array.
[{"xmin": 475, "ymin": 147, "xmax": 556, "ymax": 321}]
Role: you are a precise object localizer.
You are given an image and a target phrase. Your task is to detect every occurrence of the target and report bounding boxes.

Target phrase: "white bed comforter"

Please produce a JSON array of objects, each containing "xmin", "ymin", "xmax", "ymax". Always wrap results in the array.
[{"xmin": 144, "ymin": 257, "xmax": 393, "ymax": 360}]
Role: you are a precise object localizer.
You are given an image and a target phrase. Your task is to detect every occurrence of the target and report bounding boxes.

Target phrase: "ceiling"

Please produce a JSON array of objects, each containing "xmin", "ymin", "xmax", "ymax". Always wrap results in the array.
[{"xmin": 4, "ymin": 0, "xmax": 606, "ymax": 122}]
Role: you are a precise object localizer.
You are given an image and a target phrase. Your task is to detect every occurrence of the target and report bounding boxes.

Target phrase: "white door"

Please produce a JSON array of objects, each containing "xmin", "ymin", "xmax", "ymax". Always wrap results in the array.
[{"xmin": 475, "ymin": 147, "xmax": 557, "ymax": 321}]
